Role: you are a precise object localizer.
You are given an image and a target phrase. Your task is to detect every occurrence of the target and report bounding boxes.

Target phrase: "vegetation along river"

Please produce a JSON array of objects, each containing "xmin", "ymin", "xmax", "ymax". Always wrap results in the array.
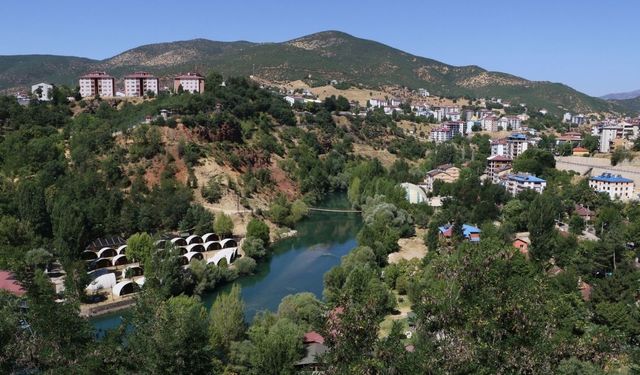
[{"xmin": 91, "ymin": 193, "xmax": 362, "ymax": 333}]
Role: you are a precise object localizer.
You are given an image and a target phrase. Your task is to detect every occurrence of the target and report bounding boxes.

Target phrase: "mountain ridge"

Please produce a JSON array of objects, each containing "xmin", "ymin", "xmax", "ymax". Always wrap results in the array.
[
  {"xmin": 601, "ymin": 89, "xmax": 640, "ymax": 100},
  {"xmin": 0, "ymin": 31, "xmax": 623, "ymax": 114}
]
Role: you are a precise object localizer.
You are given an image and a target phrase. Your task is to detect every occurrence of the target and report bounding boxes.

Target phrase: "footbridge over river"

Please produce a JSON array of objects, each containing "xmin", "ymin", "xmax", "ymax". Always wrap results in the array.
[{"xmin": 308, "ymin": 207, "xmax": 362, "ymax": 213}]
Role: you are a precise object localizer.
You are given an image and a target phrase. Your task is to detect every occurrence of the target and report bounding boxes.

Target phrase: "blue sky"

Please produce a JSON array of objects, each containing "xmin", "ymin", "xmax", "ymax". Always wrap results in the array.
[{"xmin": 2, "ymin": 0, "xmax": 639, "ymax": 96}]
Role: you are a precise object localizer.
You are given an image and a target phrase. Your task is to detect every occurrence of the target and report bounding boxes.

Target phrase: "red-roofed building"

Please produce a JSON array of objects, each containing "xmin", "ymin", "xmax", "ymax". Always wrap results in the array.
[
  {"xmin": 124, "ymin": 72, "xmax": 159, "ymax": 97},
  {"xmin": 0, "ymin": 270, "xmax": 25, "ymax": 296},
  {"xmin": 572, "ymin": 146, "xmax": 589, "ymax": 156},
  {"xmin": 79, "ymin": 71, "xmax": 115, "ymax": 98},
  {"xmin": 304, "ymin": 331, "xmax": 325, "ymax": 344}
]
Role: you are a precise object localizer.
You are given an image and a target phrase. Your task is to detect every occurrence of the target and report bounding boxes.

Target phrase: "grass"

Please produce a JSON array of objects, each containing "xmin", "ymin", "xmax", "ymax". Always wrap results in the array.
[{"xmin": 379, "ymin": 290, "xmax": 413, "ymax": 339}]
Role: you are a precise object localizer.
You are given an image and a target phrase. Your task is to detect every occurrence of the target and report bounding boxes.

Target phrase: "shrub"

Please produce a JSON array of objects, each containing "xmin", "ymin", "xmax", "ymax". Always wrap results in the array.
[
  {"xmin": 246, "ymin": 219, "xmax": 270, "ymax": 246},
  {"xmin": 202, "ymin": 176, "xmax": 223, "ymax": 203},
  {"xmin": 242, "ymin": 238, "xmax": 267, "ymax": 259},
  {"xmin": 235, "ymin": 257, "xmax": 257, "ymax": 275}
]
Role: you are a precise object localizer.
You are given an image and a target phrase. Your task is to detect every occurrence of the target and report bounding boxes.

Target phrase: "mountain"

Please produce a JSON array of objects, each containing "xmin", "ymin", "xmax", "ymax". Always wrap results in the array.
[
  {"xmin": 609, "ymin": 97, "xmax": 640, "ymax": 115},
  {"xmin": 601, "ymin": 89, "xmax": 640, "ymax": 100},
  {"xmin": 0, "ymin": 31, "xmax": 621, "ymax": 114}
]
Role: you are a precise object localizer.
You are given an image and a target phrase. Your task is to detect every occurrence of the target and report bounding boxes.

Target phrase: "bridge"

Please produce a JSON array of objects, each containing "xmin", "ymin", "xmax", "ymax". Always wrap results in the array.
[{"xmin": 309, "ymin": 207, "xmax": 362, "ymax": 213}]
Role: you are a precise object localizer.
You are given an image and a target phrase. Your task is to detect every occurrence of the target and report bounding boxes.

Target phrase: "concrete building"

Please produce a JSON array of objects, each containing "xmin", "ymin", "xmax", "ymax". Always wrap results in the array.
[
  {"xmin": 79, "ymin": 72, "xmax": 115, "ymax": 98},
  {"xmin": 501, "ymin": 173, "xmax": 546, "ymax": 196},
  {"xmin": 124, "ymin": 72, "xmax": 159, "ymax": 97},
  {"xmin": 174, "ymin": 72, "xmax": 205, "ymax": 93},
  {"xmin": 31, "ymin": 82, "xmax": 53, "ymax": 101},
  {"xmin": 486, "ymin": 155, "xmax": 513, "ymax": 182},
  {"xmin": 430, "ymin": 126, "xmax": 453, "ymax": 143},
  {"xmin": 589, "ymin": 173, "xmax": 635, "ymax": 201},
  {"xmin": 423, "ymin": 164, "xmax": 461, "ymax": 193},
  {"xmin": 506, "ymin": 133, "xmax": 529, "ymax": 158},
  {"xmin": 599, "ymin": 126, "xmax": 619, "ymax": 153},
  {"xmin": 400, "ymin": 183, "xmax": 428, "ymax": 204}
]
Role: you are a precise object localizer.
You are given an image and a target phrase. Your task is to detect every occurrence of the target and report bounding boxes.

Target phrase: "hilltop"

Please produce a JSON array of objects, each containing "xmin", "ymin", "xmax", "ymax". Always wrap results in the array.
[{"xmin": 0, "ymin": 31, "xmax": 622, "ymax": 114}]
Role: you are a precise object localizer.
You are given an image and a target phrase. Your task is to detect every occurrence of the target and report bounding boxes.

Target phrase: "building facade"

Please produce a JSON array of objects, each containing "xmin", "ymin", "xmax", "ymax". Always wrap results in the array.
[
  {"xmin": 500, "ymin": 173, "xmax": 546, "ymax": 196},
  {"xmin": 589, "ymin": 173, "xmax": 635, "ymax": 201},
  {"xmin": 174, "ymin": 72, "xmax": 205, "ymax": 93},
  {"xmin": 124, "ymin": 72, "xmax": 159, "ymax": 97},
  {"xmin": 79, "ymin": 72, "xmax": 115, "ymax": 98},
  {"xmin": 31, "ymin": 82, "xmax": 53, "ymax": 101},
  {"xmin": 423, "ymin": 165, "xmax": 461, "ymax": 192}
]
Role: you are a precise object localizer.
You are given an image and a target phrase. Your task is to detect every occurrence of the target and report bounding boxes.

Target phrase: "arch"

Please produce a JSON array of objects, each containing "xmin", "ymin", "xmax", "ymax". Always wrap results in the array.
[
  {"xmin": 184, "ymin": 251, "xmax": 204, "ymax": 262},
  {"xmin": 112, "ymin": 254, "xmax": 129, "ymax": 266},
  {"xmin": 112, "ymin": 280, "xmax": 140, "ymax": 297},
  {"xmin": 92, "ymin": 258, "xmax": 112, "ymax": 270},
  {"xmin": 170, "ymin": 237, "xmax": 187, "ymax": 247},
  {"xmin": 122, "ymin": 265, "xmax": 143, "ymax": 278},
  {"xmin": 86, "ymin": 273, "xmax": 116, "ymax": 293},
  {"xmin": 116, "ymin": 245, "xmax": 127, "ymax": 255},
  {"xmin": 154, "ymin": 239, "xmax": 167, "ymax": 249},
  {"xmin": 178, "ymin": 255, "xmax": 190, "ymax": 266},
  {"xmin": 203, "ymin": 241, "xmax": 222, "ymax": 251},
  {"xmin": 220, "ymin": 238, "xmax": 237, "ymax": 249},
  {"xmin": 97, "ymin": 247, "xmax": 117, "ymax": 258},
  {"xmin": 177, "ymin": 246, "xmax": 189, "ymax": 255},
  {"xmin": 202, "ymin": 233, "xmax": 219, "ymax": 242},
  {"xmin": 207, "ymin": 247, "xmax": 237, "ymax": 266},
  {"xmin": 81, "ymin": 250, "xmax": 98, "ymax": 261},
  {"xmin": 133, "ymin": 276, "xmax": 145, "ymax": 287},
  {"xmin": 185, "ymin": 243, "xmax": 205, "ymax": 253},
  {"xmin": 185, "ymin": 235, "xmax": 203, "ymax": 245}
]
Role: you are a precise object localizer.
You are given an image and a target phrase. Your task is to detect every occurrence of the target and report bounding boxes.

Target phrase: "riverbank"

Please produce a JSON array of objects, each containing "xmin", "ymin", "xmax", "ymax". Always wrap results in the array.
[{"xmin": 80, "ymin": 295, "xmax": 136, "ymax": 318}]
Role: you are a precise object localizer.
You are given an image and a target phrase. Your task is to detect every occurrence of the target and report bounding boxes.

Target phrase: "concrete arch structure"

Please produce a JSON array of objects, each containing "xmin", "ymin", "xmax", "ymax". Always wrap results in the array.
[
  {"xmin": 154, "ymin": 239, "xmax": 167, "ymax": 249},
  {"xmin": 204, "ymin": 241, "xmax": 222, "ymax": 251},
  {"xmin": 185, "ymin": 235, "xmax": 203, "ymax": 245},
  {"xmin": 170, "ymin": 237, "xmax": 187, "ymax": 247},
  {"xmin": 122, "ymin": 265, "xmax": 143, "ymax": 278},
  {"xmin": 177, "ymin": 247, "xmax": 189, "ymax": 255},
  {"xmin": 81, "ymin": 250, "xmax": 98, "ymax": 260},
  {"xmin": 220, "ymin": 238, "xmax": 237, "ymax": 249},
  {"xmin": 86, "ymin": 273, "xmax": 116, "ymax": 293},
  {"xmin": 97, "ymin": 247, "xmax": 117, "ymax": 258},
  {"xmin": 112, "ymin": 254, "xmax": 129, "ymax": 266},
  {"xmin": 116, "ymin": 245, "xmax": 127, "ymax": 255},
  {"xmin": 184, "ymin": 251, "xmax": 204, "ymax": 263},
  {"xmin": 92, "ymin": 258, "xmax": 112, "ymax": 270},
  {"xmin": 185, "ymin": 243, "xmax": 205, "ymax": 253},
  {"xmin": 207, "ymin": 247, "xmax": 237, "ymax": 266},
  {"xmin": 202, "ymin": 233, "xmax": 219, "ymax": 242},
  {"xmin": 112, "ymin": 280, "xmax": 139, "ymax": 297}
]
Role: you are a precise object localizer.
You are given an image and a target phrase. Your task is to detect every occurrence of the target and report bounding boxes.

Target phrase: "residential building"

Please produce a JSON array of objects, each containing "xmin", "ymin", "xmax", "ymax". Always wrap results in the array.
[
  {"xmin": 423, "ymin": 164, "xmax": 461, "ymax": 193},
  {"xmin": 0, "ymin": 270, "xmax": 25, "ymax": 296},
  {"xmin": 174, "ymin": 72, "xmax": 205, "ymax": 93},
  {"xmin": 599, "ymin": 126, "xmax": 619, "ymax": 153},
  {"xmin": 556, "ymin": 132, "xmax": 583, "ymax": 146},
  {"xmin": 124, "ymin": 72, "xmax": 159, "ymax": 97},
  {"xmin": 486, "ymin": 155, "xmax": 513, "ymax": 182},
  {"xmin": 513, "ymin": 233, "xmax": 531, "ymax": 256},
  {"xmin": 31, "ymin": 82, "xmax": 53, "ymax": 101},
  {"xmin": 417, "ymin": 88, "xmax": 430, "ymax": 97},
  {"xmin": 589, "ymin": 173, "xmax": 635, "ymax": 201},
  {"xmin": 490, "ymin": 138, "xmax": 507, "ymax": 156},
  {"xmin": 430, "ymin": 126, "xmax": 453, "ymax": 143},
  {"xmin": 574, "ymin": 204, "xmax": 595, "ymax": 222},
  {"xmin": 506, "ymin": 133, "xmax": 529, "ymax": 158},
  {"xmin": 481, "ymin": 115, "xmax": 499, "ymax": 132},
  {"xmin": 438, "ymin": 224, "xmax": 481, "ymax": 242},
  {"xmin": 572, "ymin": 147, "xmax": 589, "ymax": 156},
  {"xmin": 500, "ymin": 173, "xmax": 546, "ymax": 196},
  {"xmin": 79, "ymin": 71, "xmax": 115, "ymax": 97}
]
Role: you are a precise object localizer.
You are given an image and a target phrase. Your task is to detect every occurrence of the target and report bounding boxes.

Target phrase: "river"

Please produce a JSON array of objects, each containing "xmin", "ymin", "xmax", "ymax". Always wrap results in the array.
[{"xmin": 91, "ymin": 193, "xmax": 362, "ymax": 333}]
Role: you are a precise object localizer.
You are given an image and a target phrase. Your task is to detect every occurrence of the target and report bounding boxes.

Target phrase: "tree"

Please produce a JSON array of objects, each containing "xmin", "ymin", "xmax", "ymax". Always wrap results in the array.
[
  {"xmin": 209, "ymin": 284, "xmax": 245, "ymax": 355},
  {"xmin": 202, "ymin": 176, "xmax": 223, "ymax": 203},
  {"xmin": 513, "ymin": 148, "xmax": 556, "ymax": 177},
  {"xmin": 277, "ymin": 292, "xmax": 323, "ymax": 329},
  {"xmin": 246, "ymin": 218, "xmax": 270, "ymax": 246},
  {"xmin": 242, "ymin": 237, "xmax": 267, "ymax": 259},
  {"xmin": 235, "ymin": 257, "xmax": 257, "ymax": 275},
  {"xmin": 569, "ymin": 214, "xmax": 585, "ymax": 235},
  {"xmin": 126, "ymin": 232, "xmax": 155, "ymax": 265},
  {"xmin": 528, "ymin": 193, "xmax": 558, "ymax": 261},
  {"xmin": 244, "ymin": 313, "xmax": 304, "ymax": 375},
  {"xmin": 179, "ymin": 204, "xmax": 214, "ymax": 234},
  {"xmin": 214, "ymin": 213, "xmax": 234, "ymax": 238}
]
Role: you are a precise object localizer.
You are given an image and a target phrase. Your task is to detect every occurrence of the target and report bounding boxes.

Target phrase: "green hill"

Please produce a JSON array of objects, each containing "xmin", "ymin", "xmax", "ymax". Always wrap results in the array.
[{"xmin": 0, "ymin": 31, "xmax": 621, "ymax": 114}]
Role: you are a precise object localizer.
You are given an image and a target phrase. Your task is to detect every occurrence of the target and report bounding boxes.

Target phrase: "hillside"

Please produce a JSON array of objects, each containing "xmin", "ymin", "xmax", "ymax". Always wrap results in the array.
[
  {"xmin": 609, "ymin": 96, "xmax": 640, "ymax": 115},
  {"xmin": 601, "ymin": 89, "xmax": 640, "ymax": 100},
  {"xmin": 0, "ymin": 31, "xmax": 620, "ymax": 114}
]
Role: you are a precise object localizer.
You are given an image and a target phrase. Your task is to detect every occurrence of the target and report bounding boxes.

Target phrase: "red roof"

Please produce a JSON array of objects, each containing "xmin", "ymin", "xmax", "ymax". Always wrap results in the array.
[
  {"xmin": 174, "ymin": 72, "xmax": 204, "ymax": 80},
  {"xmin": 125, "ymin": 71, "xmax": 157, "ymax": 79},
  {"xmin": 80, "ymin": 71, "xmax": 113, "ymax": 79},
  {"xmin": 573, "ymin": 147, "xmax": 588, "ymax": 152},
  {"xmin": 0, "ymin": 271, "xmax": 25, "ymax": 296},
  {"xmin": 487, "ymin": 155, "xmax": 513, "ymax": 162},
  {"xmin": 304, "ymin": 331, "xmax": 325, "ymax": 344}
]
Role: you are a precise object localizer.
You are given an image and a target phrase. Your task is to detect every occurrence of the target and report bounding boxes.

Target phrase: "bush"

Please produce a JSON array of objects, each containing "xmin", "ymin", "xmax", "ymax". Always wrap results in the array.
[
  {"xmin": 235, "ymin": 257, "xmax": 257, "ymax": 275},
  {"xmin": 246, "ymin": 219, "xmax": 270, "ymax": 246},
  {"xmin": 202, "ymin": 176, "xmax": 223, "ymax": 203},
  {"xmin": 214, "ymin": 213, "xmax": 234, "ymax": 238},
  {"xmin": 242, "ymin": 237, "xmax": 267, "ymax": 259}
]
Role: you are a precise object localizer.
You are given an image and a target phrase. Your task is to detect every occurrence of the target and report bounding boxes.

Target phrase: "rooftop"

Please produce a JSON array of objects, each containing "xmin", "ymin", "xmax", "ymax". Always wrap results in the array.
[
  {"xmin": 590, "ymin": 173, "xmax": 633, "ymax": 184},
  {"xmin": 507, "ymin": 173, "xmax": 546, "ymax": 183},
  {"xmin": 80, "ymin": 71, "xmax": 113, "ymax": 79},
  {"xmin": 0, "ymin": 271, "xmax": 25, "ymax": 296}
]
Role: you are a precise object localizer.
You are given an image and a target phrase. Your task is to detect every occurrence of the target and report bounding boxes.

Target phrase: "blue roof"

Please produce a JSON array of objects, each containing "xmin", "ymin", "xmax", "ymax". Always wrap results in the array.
[
  {"xmin": 439, "ymin": 224, "xmax": 481, "ymax": 239},
  {"xmin": 590, "ymin": 173, "xmax": 633, "ymax": 183},
  {"xmin": 507, "ymin": 174, "xmax": 546, "ymax": 183},
  {"xmin": 508, "ymin": 133, "xmax": 527, "ymax": 140}
]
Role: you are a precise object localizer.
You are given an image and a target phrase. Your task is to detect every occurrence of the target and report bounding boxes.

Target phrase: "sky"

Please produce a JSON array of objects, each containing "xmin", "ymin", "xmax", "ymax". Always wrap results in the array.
[{"xmin": 2, "ymin": 0, "xmax": 639, "ymax": 96}]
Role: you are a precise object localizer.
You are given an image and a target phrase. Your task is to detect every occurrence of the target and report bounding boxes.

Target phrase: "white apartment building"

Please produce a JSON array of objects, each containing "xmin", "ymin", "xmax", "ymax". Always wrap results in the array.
[
  {"xmin": 599, "ymin": 126, "xmax": 619, "ymax": 153},
  {"xmin": 174, "ymin": 73, "xmax": 205, "ymax": 93},
  {"xmin": 31, "ymin": 82, "xmax": 53, "ymax": 101},
  {"xmin": 589, "ymin": 173, "xmax": 635, "ymax": 201},
  {"xmin": 500, "ymin": 173, "xmax": 546, "ymax": 196},
  {"xmin": 79, "ymin": 72, "xmax": 115, "ymax": 98},
  {"xmin": 124, "ymin": 72, "xmax": 159, "ymax": 97}
]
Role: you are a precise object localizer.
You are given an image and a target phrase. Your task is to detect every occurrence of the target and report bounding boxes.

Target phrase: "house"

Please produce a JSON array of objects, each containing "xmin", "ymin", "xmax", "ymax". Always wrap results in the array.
[
  {"xmin": 556, "ymin": 132, "xmax": 582, "ymax": 146},
  {"xmin": 400, "ymin": 183, "xmax": 428, "ymax": 204},
  {"xmin": 173, "ymin": 72, "xmax": 205, "ymax": 93},
  {"xmin": 500, "ymin": 173, "xmax": 546, "ymax": 196},
  {"xmin": 31, "ymin": 82, "xmax": 53, "ymax": 101},
  {"xmin": 423, "ymin": 165, "xmax": 461, "ymax": 193},
  {"xmin": 513, "ymin": 233, "xmax": 531, "ymax": 256},
  {"xmin": 0, "ymin": 270, "xmax": 25, "ymax": 296},
  {"xmin": 572, "ymin": 146, "xmax": 589, "ymax": 156},
  {"xmin": 124, "ymin": 72, "xmax": 159, "ymax": 97},
  {"xmin": 574, "ymin": 204, "xmax": 595, "ymax": 222},
  {"xmin": 589, "ymin": 173, "xmax": 635, "ymax": 201},
  {"xmin": 438, "ymin": 224, "xmax": 481, "ymax": 242},
  {"xmin": 79, "ymin": 71, "xmax": 115, "ymax": 97},
  {"xmin": 296, "ymin": 331, "xmax": 328, "ymax": 371}
]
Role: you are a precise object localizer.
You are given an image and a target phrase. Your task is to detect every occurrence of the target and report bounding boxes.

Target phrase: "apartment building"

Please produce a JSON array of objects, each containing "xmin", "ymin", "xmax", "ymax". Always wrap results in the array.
[
  {"xmin": 589, "ymin": 173, "xmax": 635, "ymax": 201},
  {"xmin": 174, "ymin": 73, "xmax": 205, "ymax": 93},
  {"xmin": 79, "ymin": 72, "xmax": 115, "ymax": 98},
  {"xmin": 501, "ymin": 173, "xmax": 546, "ymax": 196},
  {"xmin": 124, "ymin": 72, "xmax": 159, "ymax": 97}
]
